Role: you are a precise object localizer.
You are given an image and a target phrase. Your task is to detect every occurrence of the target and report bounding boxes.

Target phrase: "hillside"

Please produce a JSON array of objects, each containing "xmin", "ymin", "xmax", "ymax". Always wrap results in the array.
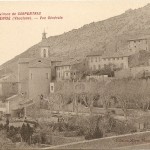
[{"xmin": 2, "ymin": 3, "xmax": 150, "ymax": 75}]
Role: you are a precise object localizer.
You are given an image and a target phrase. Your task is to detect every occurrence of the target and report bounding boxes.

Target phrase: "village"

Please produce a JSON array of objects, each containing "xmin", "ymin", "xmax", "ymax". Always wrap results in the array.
[{"xmin": 1, "ymin": 30, "xmax": 150, "ymax": 149}]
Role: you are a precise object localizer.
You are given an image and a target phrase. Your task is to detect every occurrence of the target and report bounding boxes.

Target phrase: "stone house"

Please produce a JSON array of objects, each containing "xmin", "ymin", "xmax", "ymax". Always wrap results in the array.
[
  {"xmin": 128, "ymin": 35, "xmax": 150, "ymax": 53},
  {"xmin": 87, "ymin": 51, "xmax": 130, "ymax": 71}
]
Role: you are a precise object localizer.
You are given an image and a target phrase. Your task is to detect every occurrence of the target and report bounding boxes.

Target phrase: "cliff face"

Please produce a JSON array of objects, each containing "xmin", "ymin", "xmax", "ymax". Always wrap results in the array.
[{"xmin": 2, "ymin": 3, "xmax": 150, "ymax": 75}]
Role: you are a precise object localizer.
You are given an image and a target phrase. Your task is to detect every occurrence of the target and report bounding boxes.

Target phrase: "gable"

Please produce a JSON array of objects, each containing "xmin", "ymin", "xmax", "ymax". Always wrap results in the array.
[{"xmin": 29, "ymin": 59, "xmax": 51, "ymax": 68}]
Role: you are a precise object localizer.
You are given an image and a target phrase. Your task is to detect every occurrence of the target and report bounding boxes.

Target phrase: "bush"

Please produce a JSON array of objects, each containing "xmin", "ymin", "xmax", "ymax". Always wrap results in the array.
[
  {"xmin": 0, "ymin": 130, "xmax": 15, "ymax": 149},
  {"xmin": 11, "ymin": 133, "xmax": 21, "ymax": 143},
  {"xmin": 64, "ymin": 131, "xmax": 79, "ymax": 137},
  {"xmin": 0, "ymin": 123, "xmax": 4, "ymax": 130},
  {"xmin": 85, "ymin": 126, "xmax": 103, "ymax": 140},
  {"xmin": 112, "ymin": 121, "xmax": 137, "ymax": 135},
  {"xmin": 32, "ymin": 133, "xmax": 41, "ymax": 144}
]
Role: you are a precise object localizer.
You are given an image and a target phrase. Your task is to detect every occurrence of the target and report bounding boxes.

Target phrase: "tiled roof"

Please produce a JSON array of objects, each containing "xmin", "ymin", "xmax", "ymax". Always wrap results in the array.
[
  {"xmin": 18, "ymin": 57, "xmax": 62, "ymax": 64},
  {"xmin": 102, "ymin": 51, "xmax": 132, "ymax": 58},
  {"xmin": 0, "ymin": 73, "xmax": 18, "ymax": 82},
  {"xmin": 50, "ymin": 57, "xmax": 63, "ymax": 62},
  {"xmin": 29, "ymin": 58, "xmax": 51, "ymax": 68},
  {"xmin": 29, "ymin": 62, "xmax": 51, "ymax": 68},
  {"xmin": 19, "ymin": 99, "xmax": 34, "ymax": 106},
  {"xmin": 18, "ymin": 58, "xmax": 35, "ymax": 63},
  {"xmin": 39, "ymin": 39, "xmax": 50, "ymax": 47},
  {"xmin": 86, "ymin": 51, "xmax": 104, "ymax": 57},
  {"xmin": 128, "ymin": 35, "xmax": 150, "ymax": 41},
  {"xmin": 6, "ymin": 95, "xmax": 19, "ymax": 101},
  {"xmin": 55, "ymin": 59, "xmax": 83, "ymax": 67}
]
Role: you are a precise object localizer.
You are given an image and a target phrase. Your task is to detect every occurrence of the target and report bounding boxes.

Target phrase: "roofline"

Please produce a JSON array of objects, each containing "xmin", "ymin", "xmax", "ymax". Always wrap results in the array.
[
  {"xmin": 55, "ymin": 64, "xmax": 71, "ymax": 67},
  {"xmin": 29, "ymin": 66, "xmax": 51, "ymax": 68},
  {"xmin": 55, "ymin": 61, "xmax": 82, "ymax": 67},
  {"xmin": 0, "ymin": 82, "xmax": 19, "ymax": 83},
  {"xmin": 86, "ymin": 54, "xmax": 102, "ymax": 57},
  {"xmin": 86, "ymin": 53, "xmax": 130, "ymax": 58},
  {"xmin": 18, "ymin": 61, "xmax": 30, "ymax": 64},
  {"xmin": 127, "ymin": 38, "xmax": 149, "ymax": 41},
  {"xmin": 102, "ymin": 55, "xmax": 129, "ymax": 58},
  {"xmin": 6, "ymin": 95, "xmax": 18, "ymax": 101}
]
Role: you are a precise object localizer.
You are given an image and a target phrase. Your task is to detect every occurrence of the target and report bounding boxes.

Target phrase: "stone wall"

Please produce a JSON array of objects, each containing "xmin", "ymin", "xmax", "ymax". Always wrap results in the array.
[
  {"xmin": 53, "ymin": 81, "xmax": 102, "ymax": 94},
  {"xmin": 115, "ymin": 66, "xmax": 150, "ymax": 79},
  {"xmin": 0, "ymin": 82, "xmax": 18, "ymax": 97},
  {"xmin": 48, "ymin": 131, "xmax": 150, "ymax": 149}
]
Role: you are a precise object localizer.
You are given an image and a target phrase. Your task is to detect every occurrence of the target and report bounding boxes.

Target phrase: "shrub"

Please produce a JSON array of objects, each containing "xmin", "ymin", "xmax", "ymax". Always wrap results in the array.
[
  {"xmin": 64, "ymin": 131, "xmax": 79, "ymax": 137},
  {"xmin": 32, "ymin": 133, "xmax": 41, "ymax": 144},
  {"xmin": 0, "ymin": 123, "xmax": 4, "ymax": 130},
  {"xmin": 0, "ymin": 130, "xmax": 15, "ymax": 149},
  {"xmin": 112, "ymin": 121, "xmax": 137, "ymax": 135},
  {"xmin": 11, "ymin": 133, "xmax": 21, "ymax": 143}
]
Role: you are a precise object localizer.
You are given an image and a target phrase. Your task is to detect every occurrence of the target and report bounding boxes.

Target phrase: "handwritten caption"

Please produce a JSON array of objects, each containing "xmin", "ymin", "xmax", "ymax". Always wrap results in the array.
[{"xmin": 0, "ymin": 12, "xmax": 63, "ymax": 21}]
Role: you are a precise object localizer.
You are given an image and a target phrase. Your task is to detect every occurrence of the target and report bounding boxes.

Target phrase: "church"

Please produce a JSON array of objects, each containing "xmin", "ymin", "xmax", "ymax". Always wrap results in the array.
[
  {"xmin": 0, "ymin": 31, "xmax": 64, "ymax": 117},
  {"xmin": 18, "ymin": 30, "xmax": 62, "ymax": 101},
  {"xmin": 0, "ymin": 31, "xmax": 87, "ymax": 117}
]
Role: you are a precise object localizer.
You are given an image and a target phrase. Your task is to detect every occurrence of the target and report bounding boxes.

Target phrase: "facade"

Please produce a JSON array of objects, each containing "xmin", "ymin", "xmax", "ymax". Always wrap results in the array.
[
  {"xmin": 28, "ymin": 59, "xmax": 51, "ymax": 99},
  {"xmin": 87, "ymin": 56, "xmax": 102, "ymax": 71},
  {"xmin": 18, "ymin": 31, "xmax": 61, "ymax": 101},
  {"xmin": 101, "ymin": 55, "xmax": 129, "ymax": 69},
  {"xmin": 55, "ymin": 59, "xmax": 87, "ymax": 81},
  {"xmin": 87, "ymin": 52, "xmax": 129, "ymax": 71},
  {"xmin": 128, "ymin": 37, "xmax": 150, "ymax": 53},
  {"xmin": 55, "ymin": 65, "xmax": 71, "ymax": 81}
]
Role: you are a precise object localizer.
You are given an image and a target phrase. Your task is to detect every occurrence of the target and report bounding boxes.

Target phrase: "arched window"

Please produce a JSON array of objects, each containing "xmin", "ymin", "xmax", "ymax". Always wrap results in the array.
[
  {"xmin": 46, "ymin": 73, "xmax": 49, "ymax": 79},
  {"xmin": 43, "ymin": 49, "xmax": 47, "ymax": 58},
  {"xmin": 31, "ymin": 73, "xmax": 32, "ymax": 80}
]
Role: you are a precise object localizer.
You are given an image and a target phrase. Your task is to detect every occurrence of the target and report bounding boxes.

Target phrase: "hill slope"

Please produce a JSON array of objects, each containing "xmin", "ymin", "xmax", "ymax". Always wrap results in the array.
[{"xmin": 2, "ymin": 3, "xmax": 150, "ymax": 76}]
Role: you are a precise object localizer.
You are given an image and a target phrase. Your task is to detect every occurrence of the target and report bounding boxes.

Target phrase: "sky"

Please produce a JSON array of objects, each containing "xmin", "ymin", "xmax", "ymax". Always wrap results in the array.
[{"xmin": 0, "ymin": 0, "xmax": 150, "ymax": 65}]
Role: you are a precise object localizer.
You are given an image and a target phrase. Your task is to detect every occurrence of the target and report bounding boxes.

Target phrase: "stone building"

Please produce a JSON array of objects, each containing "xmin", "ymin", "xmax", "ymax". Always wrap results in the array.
[
  {"xmin": 55, "ymin": 59, "xmax": 87, "ymax": 81},
  {"xmin": 18, "ymin": 31, "xmax": 62, "ymax": 101},
  {"xmin": 128, "ymin": 36, "xmax": 150, "ymax": 53},
  {"xmin": 87, "ymin": 51, "xmax": 130, "ymax": 71}
]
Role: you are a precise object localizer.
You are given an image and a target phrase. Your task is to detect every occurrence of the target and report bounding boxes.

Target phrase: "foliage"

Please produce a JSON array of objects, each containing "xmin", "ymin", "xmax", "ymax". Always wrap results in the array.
[
  {"xmin": 101, "ymin": 79, "xmax": 150, "ymax": 119},
  {"xmin": 0, "ymin": 130, "xmax": 15, "ymax": 149},
  {"xmin": 112, "ymin": 121, "xmax": 137, "ymax": 135}
]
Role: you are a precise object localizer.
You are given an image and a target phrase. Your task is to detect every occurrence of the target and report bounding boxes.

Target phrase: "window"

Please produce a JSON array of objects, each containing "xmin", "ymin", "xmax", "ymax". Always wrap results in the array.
[
  {"xmin": 99, "ymin": 65, "xmax": 101, "ymax": 70},
  {"xmin": 43, "ymin": 49, "xmax": 47, "ymax": 58},
  {"xmin": 66, "ymin": 72, "xmax": 68, "ymax": 76},
  {"xmin": 59, "ymin": 72, "xmax": 60, "ymax": 78},
  {"xmin": 121, "ymin": 63, "xmax": 124, "ymax": 69},
  {"xmin": 99, "ymin": 57, "xmax": 101, "ymax": 61},
  {"xmin": 46, "ymin": 73, "xmax": 49, "ymax": 79},
  {"xmin": 31, "ymin": 73, "xmax": 32, "ymax": 80},
  {"xmin": 95, "ymin": 57, "xmax": 97, "ymax": 62},
  {"xmin": 91, "ymin": 57, "xmax": 93, "ymax": 62},
  {"xmin": 51, "ymin": 86, "xmax": 54, "ymax": 91},
  {"xmin": 93, "ymin": 65, "xmax": 96, "ymax": 70}
]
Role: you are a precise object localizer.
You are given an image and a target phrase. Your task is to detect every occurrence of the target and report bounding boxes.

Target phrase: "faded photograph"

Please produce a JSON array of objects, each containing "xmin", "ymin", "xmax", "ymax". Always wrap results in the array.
[{"xmin": 1, "ymin": 0, "xmax": 150, "ymax": 149}]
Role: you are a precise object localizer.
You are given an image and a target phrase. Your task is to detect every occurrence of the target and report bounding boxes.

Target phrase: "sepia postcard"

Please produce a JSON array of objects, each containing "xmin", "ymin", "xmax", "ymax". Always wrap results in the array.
[{"xmin": 1, "ymin": 0, "xmax": 150, "ymax": 149}]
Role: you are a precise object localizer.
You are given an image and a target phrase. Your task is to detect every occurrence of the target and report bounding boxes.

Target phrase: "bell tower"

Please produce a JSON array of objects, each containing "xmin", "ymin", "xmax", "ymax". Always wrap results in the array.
[
  {"xmin": 42, "ymin": 29, "xmax": 47, "ymax": 40},
  {"xmin": 40, "ymin": 29, "xmax": 49, "ymax": 58}
]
